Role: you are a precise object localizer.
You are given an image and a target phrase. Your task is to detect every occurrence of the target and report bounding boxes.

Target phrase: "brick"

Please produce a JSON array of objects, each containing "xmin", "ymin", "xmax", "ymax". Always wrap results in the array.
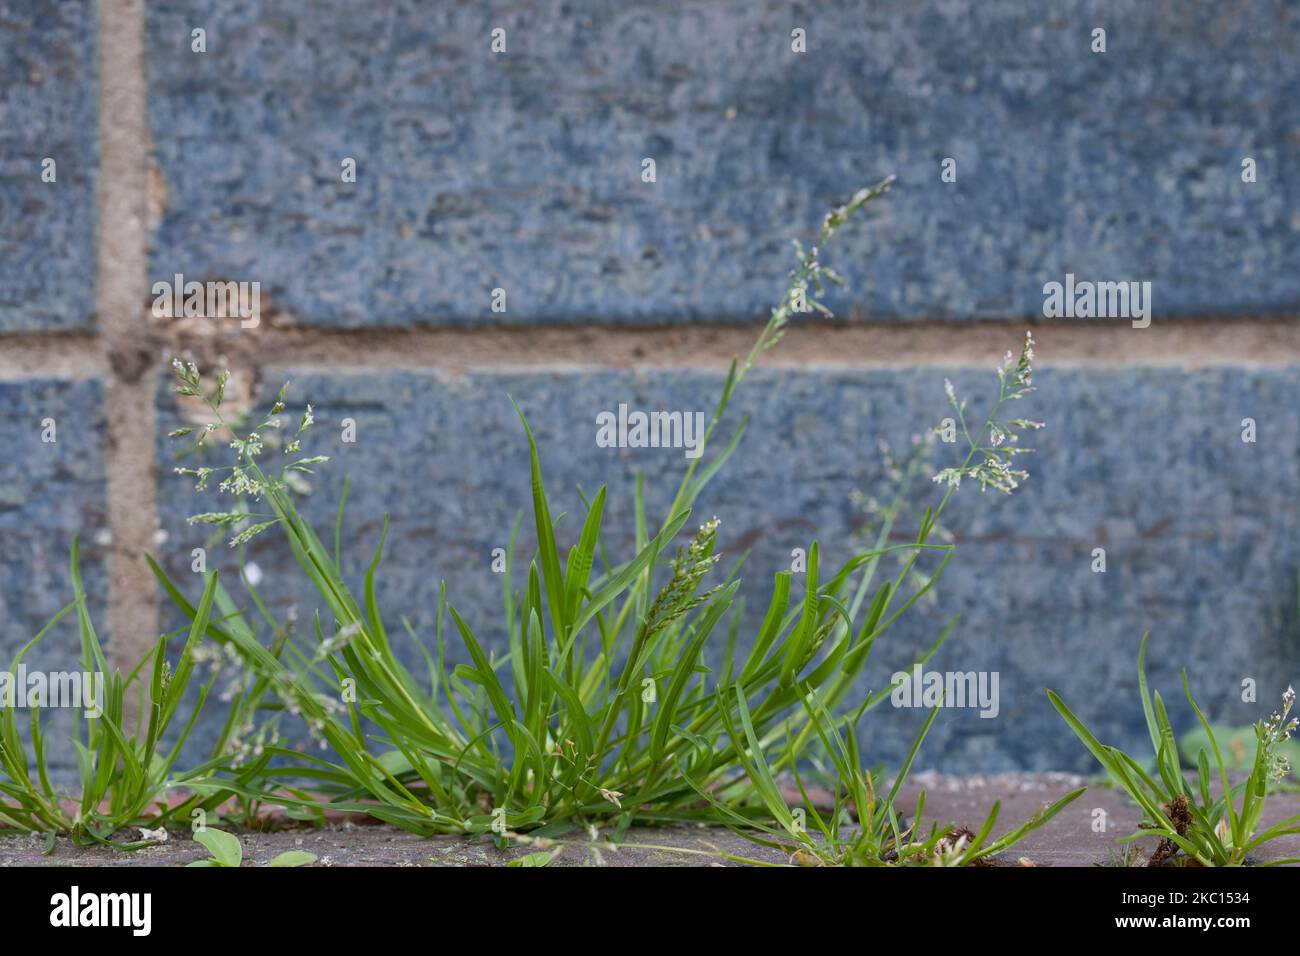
[
  {"xmin": 155, "ymin": 363, "xmax": 1300, "ymax": 771},
  {"xmin": 0, "ymin": 378, "xmax": 109, "ymax": 773},
  {"xmin": 147, "ymin": 1, "xmax": 1300, "ymax": 327},
  {"xmin": 0, "ymin": 1, "xmax": 99, "ymax": 331}
]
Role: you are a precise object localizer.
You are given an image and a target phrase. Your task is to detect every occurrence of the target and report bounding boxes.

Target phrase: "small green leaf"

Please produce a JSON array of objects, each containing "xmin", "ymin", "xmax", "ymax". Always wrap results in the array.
[
  {"xmin": 268, "ymin": 850, "xmax": 318, "ymax": 868},
  {"xmin": 194, "ymin": 827, "xmax": 242, "ymax": 867}
]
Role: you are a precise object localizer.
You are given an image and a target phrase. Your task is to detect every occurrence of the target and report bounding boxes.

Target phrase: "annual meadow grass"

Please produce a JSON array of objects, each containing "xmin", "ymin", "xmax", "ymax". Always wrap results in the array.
[
  {"xmin": 674, "ymin": 335, "xmax": 1083, "ymax": 865},
  {"xmin": 149, "ymin": 180, "xmax": 1072, "ymax": 863},
  {"xmin": 0, "ymin": 539, "xmax": 276, "ymax": 847},
  {"xmin": 1050, "ymin": 633, "xmax": 1300, "ymax": 866},
  {"xmin": 687, "ymin": 690, "xmax": 1082, "ymax": 866},
  {"xmin": 0, "ymin": 181, "xmax": 1091, "ymax": 867}
]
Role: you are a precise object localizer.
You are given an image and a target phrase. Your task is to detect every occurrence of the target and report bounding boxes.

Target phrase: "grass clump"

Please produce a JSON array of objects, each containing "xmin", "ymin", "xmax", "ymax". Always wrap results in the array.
[
  {"xmin": 693, "ymin": 691, "xmax": 1081, "ymax": 866},
  {"xmin": 1050, "ymin": 633, "xmax": 1300, "ymax": 866},
  {"xmin": 156, "ymin": 181, "xmax": 902, "ymax": 834},
  {"xmin": 681, "ymin": 335, "xmax": 1082, "ymax": 865},
  {"xmin": 0, "ymin": 540, "xmax": 274, "ymax": 847},
  {"xmin": 151, "ymin": 181, "xmax": 1058, "ymax": 862}
]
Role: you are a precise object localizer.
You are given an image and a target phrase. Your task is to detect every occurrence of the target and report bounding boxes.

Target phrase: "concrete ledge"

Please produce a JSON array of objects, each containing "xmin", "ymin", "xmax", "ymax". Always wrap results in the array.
[{"xmin": 5, "ymin": 774, "xmax": 1297, "ymax": 866}]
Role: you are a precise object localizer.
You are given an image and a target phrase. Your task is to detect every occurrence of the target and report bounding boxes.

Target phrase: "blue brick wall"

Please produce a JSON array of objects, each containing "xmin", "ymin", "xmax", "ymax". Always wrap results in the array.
[
  {"xmin": 0, "ymin": 378, "xmax": 108, "ymax": 771},
  {"xmin": 4, "ymin": 0, "xmax": 1298, "ymax": 781},
  {"xmin": 0, "ymin": 378, "xmax": 108, "ymax": 640},
  {"xmin": 147, "ymin": 0, "xmax": 1300, "ymax": 327},
  {"xmin": 0, "ymin": 0, "xmax": 99, "ymax": 331}
]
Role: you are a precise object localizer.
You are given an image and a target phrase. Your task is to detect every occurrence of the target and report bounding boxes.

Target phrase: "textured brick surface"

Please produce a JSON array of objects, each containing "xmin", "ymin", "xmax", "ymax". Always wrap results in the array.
[
  {"xmin": 0, "ymin": 378, "xmax": 109, "ymax": 771},
  {"xmin": 155, "ymin": 364, "xmax": 1300, "ymax": 771},
  {"xmin": 0, "ymin": 0, "xmax": 99, "ymax": 331},
  {"xmin": 146, "ymin": 0, "xmax": 1300, "ymax": 328}
]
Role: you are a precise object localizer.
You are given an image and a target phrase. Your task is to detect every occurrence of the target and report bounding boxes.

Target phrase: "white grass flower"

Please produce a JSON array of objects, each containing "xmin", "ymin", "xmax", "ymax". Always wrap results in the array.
[{"xmin": 314, "ymin": 621, "xmax": 362, "ymax": 661}]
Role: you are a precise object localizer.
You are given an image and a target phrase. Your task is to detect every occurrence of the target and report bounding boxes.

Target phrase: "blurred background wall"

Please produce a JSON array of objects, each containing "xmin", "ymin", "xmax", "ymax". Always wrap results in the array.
[{"xmin": 3, "ymin": 0, "xmax": 1299, "ymax": 773}]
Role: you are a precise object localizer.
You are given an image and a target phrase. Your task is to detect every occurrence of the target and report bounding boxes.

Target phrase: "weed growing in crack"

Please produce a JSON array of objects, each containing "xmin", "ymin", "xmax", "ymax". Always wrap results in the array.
[
  {"xmin": 187, "ymin": 826, "xmax": 316, "ymax": 867},
  {"xmin": 0, "ymin": 540, "xmax": 274, "ymax": 846},
  {"xmin": 1050, "ymin": 633, "xmax": 1300, "ymax": 866},
  {"xmin": 150, "ymin": 183, "xmax": 1055, "ymax": 862},
  {"xmin": 675, "ymin": 338, "xmax": 1081, "ymax": 866},
  {"xmin": 682, "ymin": 687, "xmax": 1082, "ymax": 866}
]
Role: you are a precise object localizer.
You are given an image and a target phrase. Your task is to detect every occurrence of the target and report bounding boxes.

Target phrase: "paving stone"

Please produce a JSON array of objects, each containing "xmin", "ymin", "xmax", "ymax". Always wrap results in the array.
[{"xmin": 5, "ymin": 774, "xmax": 1298, "ymax": 865}]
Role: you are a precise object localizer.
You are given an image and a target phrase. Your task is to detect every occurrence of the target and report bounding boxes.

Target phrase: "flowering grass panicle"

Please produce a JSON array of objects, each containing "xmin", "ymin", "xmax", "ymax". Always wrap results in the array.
[
  {"xmin": 639, "ymin": 516, "xmax": 723, "ymax": 645},
  {"xmin": 171, "ymin": 361, "xmax": 326, "ymax": 549},
  {"xmin": 1264, "ymin": 686, "xmax": 1298, "ymax": 783},
  {"xmin": 932, "ymin": 331, "xmax": 1043, "ymax": 494}
]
